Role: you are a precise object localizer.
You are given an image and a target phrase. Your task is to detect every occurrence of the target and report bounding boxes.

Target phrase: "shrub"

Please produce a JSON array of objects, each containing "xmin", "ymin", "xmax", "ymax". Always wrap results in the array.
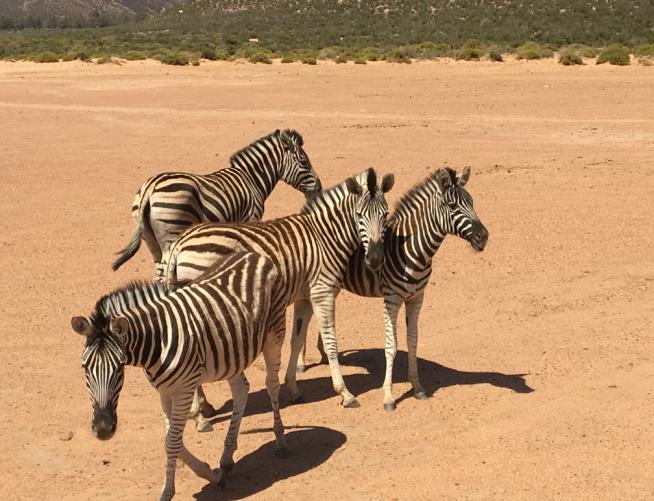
[
  {"xmin": 386, "ymin": 47, "xmax": 411, "ymax": 63},
  {"xmin": 569, "ymin": 44, "xmax": 599, "ymax": 58},
  {"xmin": 515, "ymin": 41, "xmax": 553, "ymax": 60},
  {"xmin": 158, "ymin": 52, "xmax": 189, "ymax": 65},
  {"xmin": 633, "ymin": 44, "xmax": 654, "ymax": 57},
  {"xmin": 301, "ymin": 56, "xmax": 317, "ymax": 65},
  {"xmin": 456, "ymin": 39, "xmax": 485, "ymax": 60},
  {"xmin": 319, "ymin": 47, "xmax": 342, "ymax": 60},
  {"xmin": 32, "ymin": 51, "xmax": 59, "ymax": 63},
  {"xmin": 412, "ymin": 41, "xmax": 452, "ymax": 59},
  {"xmin": 249, "ymin": 51, "xmax": 272, "ymax": 64},
  {"xmin": 281, "ymin": 54, "xmax": 295, "ymax": 63},
  {"xmin": 488, "ymin": 45, "xmax": 504, "ymax": 62},
  {"xmin": 96, "ymin": 55, "xmax": 121, "ymax": 65},
  {"xmin": 596, "ymin": 44, "xmax": 630, "ymax": 65},
  {"xmin": 558, "ymin": 49, "xmax": 584, "ymax": 65},
  {"xmin": 358, "ymin": 47, "xmax": 381, "ymax": 61},
  {"xmin": 122, "ymin": 50, "xmax": 147, "ymax": 61},
  {"xmin": 200, "ymin": 47, "xmax": 217, "ymax": 60},
  {"xmin": 214, "ymin": 49, "xmax": 230, "ymax": 61},
  {"xmin": 354, "ymin": 57, "xmax": 367, "ymax": 65},
  {"xmin": 335, "ymin": 54, "xmax": 348, "ymax": 64}
]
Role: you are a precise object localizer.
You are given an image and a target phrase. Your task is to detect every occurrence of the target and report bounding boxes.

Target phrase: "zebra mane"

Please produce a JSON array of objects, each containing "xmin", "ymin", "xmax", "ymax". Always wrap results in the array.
[
  {"xmin": 300, "ymin": 168, "xmax": 370, "ymax": 215},
  {"xmin": 228, "ymin": 129, "xmax": 303, "ymax": 167},
  {"xmin": 89, "ymin": 281, "xmax": 170, "ymax": 336},
  {"xmin": 390, "ymin": 168, "xmax": 457, "ymax": 223}
]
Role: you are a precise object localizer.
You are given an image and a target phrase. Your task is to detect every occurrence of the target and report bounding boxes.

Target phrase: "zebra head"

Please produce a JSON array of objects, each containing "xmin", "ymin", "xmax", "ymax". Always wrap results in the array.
[
  {"xmin": 434, "ymin": 166, "xmax": 488, "ymax": 251},
  {"xmin": 346, "ymin": 168, "xmax": 395, "ymax": 270},
  {"xmin": 277, "ymin": 129, "xmax": 322, "ymax": 198},
  {"xmin": 71, "ymin": 315, "xmax": 129, "ymax": 441}
]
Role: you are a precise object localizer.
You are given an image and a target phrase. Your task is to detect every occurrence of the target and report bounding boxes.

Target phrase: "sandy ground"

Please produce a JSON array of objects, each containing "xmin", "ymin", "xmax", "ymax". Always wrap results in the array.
[{"xmin": 0, "ymin": 58, "xmax": 653, "ymax": 500}]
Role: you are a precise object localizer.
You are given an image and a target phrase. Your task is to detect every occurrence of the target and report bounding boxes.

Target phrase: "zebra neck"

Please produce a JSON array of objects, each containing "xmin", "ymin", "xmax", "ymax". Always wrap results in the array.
[
  {"xmin": 119, "ymin": 308, "xmax": 168, "ymax": 369},
  {"xmin": 391, "ymin": 202, "xmax": 446, "ymax": 265},
  {"xmin": 225, "ymin": 142, "xmax": 283, "ymax": 205},
  {"xmin": 306, "ymin": 200, "xmax": 358, "ymax": 256}
]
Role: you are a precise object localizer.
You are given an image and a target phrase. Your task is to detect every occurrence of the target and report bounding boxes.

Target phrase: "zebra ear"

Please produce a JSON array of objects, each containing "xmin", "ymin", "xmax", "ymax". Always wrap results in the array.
[
  {"xmin": 109, "ymin": 317, "xmax": 129, "ymax": 340},
  {"xmin": 381, "ymin": 173, "xmax": 395, "ymax": 193},
  {"xmin": 345, "ymin": 177, "xmax": 363, "ymax": 195},
  {"xmin": 435, "ymin": 169, "xmax": 452, "ymax": 193},
  {"xmin": 279, "ymin": 129, "xmax": 297, "ymax": 152},
  {"xmin": 458, "ymin": 166, "xmax": 471, "ymax": 187},
  {"xmin": 71, "ymin": 316, "xmax": 92, "ymax": 337}
]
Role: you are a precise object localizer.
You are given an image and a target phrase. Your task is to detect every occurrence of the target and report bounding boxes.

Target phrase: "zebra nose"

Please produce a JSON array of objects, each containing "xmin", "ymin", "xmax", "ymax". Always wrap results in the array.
[
  {"xmin": 92, "ymin": 410, "xmax": 116, "ymax": 440},
  {"xmin": 365, "ymin": 242, "xmax": 384, "ymax": 271}
]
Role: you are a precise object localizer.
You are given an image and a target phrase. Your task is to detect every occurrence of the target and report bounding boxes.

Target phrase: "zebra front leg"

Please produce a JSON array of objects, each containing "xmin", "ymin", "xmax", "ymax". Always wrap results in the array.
[
  {"xmin": 382, "ymin": 298, "xmax": 401, "ymax": 411},
  {"xmin": 264, "ymin": 333, "xmax": 288, "ymax": 457},
  {"xmin": 219, "ymin": 373, "xmax": 250, "ymax": 475},
  {"xmin": 405, "ymin": 293, "xmax": 427, "ymax": 400},
  {"xmin": 159, "ymin": 392, "xmax": 221, "ymax": 501},
  {"xmin": 189, "ymin": 386, "xmax": 214, "ymax": 433},
  {"xmin": 285, "ymin": 300, "xmax": 312, "ymax": 400},
  {"xmin": 311, "ymin": 292, "xmax": 358, "ymax": 408}
]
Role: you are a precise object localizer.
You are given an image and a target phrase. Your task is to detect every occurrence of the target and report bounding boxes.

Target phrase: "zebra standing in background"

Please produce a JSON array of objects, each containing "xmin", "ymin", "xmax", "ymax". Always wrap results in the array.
[
  {"xmin": 70, "ymin": 252, "xmax": 287, "ymax": 501},
  {"xmin": 295, "ymin": 167, "xmax": 489, "ymax": 410},
  {"xmin": 163, "ymin": 168, "xmax": 394, "ymax": 428},
  {"xmin": 112, "ymin": 129, "xmax": 321, "ymax": 278}
]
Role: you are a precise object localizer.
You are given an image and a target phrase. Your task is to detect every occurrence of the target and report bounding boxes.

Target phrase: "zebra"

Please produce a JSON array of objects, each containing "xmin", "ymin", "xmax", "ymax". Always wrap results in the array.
[
  {"xmin": 295, "ymin": 166, "xmax": 489, "ymax": 410},
  {"xmin": 112, "ymin": 129, "xmax": 321, "ymax": 278},
  {"xmin": 163, "ymin": 167, "xmax": 395, "ymax": 430},
  {"xmin": 70, "ymin": 252, "xmax": 288, "ymax": 501}
]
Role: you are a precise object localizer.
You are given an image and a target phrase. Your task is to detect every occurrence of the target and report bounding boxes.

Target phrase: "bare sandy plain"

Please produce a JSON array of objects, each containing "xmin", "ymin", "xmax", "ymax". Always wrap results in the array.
[{"xmin": 0, "ymin": 58, "xmax": 653, "ymax": 500}]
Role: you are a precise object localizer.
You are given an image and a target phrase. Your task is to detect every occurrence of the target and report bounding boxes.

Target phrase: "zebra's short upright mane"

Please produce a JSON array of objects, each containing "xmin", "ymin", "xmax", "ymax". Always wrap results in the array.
[
  {"xmin": 229, "ymin": 129, "xmax": 303, "ymax": 167},
  {"xmin": 300, "ymin": 180, "xmax": 349, "ymax": 216},
  {"xmin": 391, "ymin": 168, "xmax": 457, "ymax": 223},
  {"xmin": 89, "ymin": 281, "xmax": 171, "ymax": 339}
]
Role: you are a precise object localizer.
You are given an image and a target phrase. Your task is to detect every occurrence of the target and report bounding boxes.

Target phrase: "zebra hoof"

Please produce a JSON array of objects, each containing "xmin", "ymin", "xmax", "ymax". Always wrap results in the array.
[
  {"xmin": 414, "ymin": 391, "xmax": 428, "ymax": 401},
  {"xmin": 196, "ymin": 420, "xmax": 213, "ymax": 433},
  {"xmin": 342, "ymin": 397, "xmax": 360, "ymax": 408},
  {"xmin": 200, "ymin": 403, "xmax": 217, "ymax": 418},
  {"xmin": 296, "ymin": 365, "xmax": 306, "ymax": 374},
  {"xmin": 220, "ymin": 462, "xmax": 234, "ymax": 474},
  {"xmin": 274, "ymin": 447, "xmax": 290, "ymax": 459},
  {"xmin": 383, "ymin": 402, "xmax": 396, "ymax": 412}
]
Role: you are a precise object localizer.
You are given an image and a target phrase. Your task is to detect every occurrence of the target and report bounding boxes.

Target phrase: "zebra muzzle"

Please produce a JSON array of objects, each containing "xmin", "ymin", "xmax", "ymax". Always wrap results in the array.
[
  {"xmin": 365, "ymin": 242, "xmax": 385, "ymax": 271},
  {"xmin": 92, "ymin": 408, "xmax": 117, "ymax": 440}
]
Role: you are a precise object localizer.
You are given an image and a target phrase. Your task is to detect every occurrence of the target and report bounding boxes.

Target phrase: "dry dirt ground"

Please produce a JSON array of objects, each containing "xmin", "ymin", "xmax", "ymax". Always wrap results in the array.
[{"xmin": 0, "ymin": 58, "xmax": 653, "ymax": 500}]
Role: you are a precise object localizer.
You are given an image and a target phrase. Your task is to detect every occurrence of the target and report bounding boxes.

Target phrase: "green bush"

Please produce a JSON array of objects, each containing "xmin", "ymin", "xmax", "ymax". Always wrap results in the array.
[
  {"xmin": 488, "ymin": 45, "xmax": 504, "ymax": 62},
  {"xmin": 568, "ymin": 44, "xmax": 599, "ymax": 58},
  {"xmin": 515, "ymin": 41, "xmax": 553, "ymax": 60},
  {"xmin": 386, "ymin": 47, "xmax": 412, "ymax": 63},
  {"xmin": 96, "ymin": 55, "xmax": 118, "ymax": 64},
  {"xmin": 319, "ymin": 47, "xmax": 342, "ymax": 60},
  {"xmin": 596, "ymin": 44, "xmax": 630, "ymax": 65},
  {"xmin": 456, "ymin": 38, "xmax": 485, "ymax": 60},
  {"xmin": 158, "ymin": 52, "xmax": 189, "ymax": 65},
  {"xmin": 200, "ymin": 47, "xmax": 217, "ymax": 60},
  {"xmin": 122, "ymin": 50, "xmax": 148, "ymax": 60},
  {"xmin": 301, "ymin": 56, "xmax": 317, "ymax": 65},
  {"xmin": 354, "ymin": 57, "xmax": 367, "ymax": 65},
  {"xmin": 280, "ymin": 54, "xmax": 295, "ymax": 63},
  {"xmin": 558, "ymin": 49, "xmax": 584, "ymax": 65},
  {"xmin": 358, "ymin": 47, "xmax": 382, "ymax": 61},
  {"xmin": 412, "ymin": 41, "xmax": 452, "ymax": 59},
  {"xmin": 633, "ymin": 44, "xmax": 654, "ymax": 57},
  {"xmin": 249, "ymin": 51, "xmax": 273, "ymax": 64},
  {"xmin": 31, "ymin": 51, "xmax": 60, "ymax": 63},
  {"xmin": 335, "ymin": 54, "xmax": 348, "ymax": 64}
]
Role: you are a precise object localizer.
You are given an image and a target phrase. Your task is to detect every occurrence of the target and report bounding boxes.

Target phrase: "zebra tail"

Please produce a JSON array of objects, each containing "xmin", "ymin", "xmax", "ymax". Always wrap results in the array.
[{"xmin": 112, "ymin": 196, "xmax": 150, "ymax": 272}]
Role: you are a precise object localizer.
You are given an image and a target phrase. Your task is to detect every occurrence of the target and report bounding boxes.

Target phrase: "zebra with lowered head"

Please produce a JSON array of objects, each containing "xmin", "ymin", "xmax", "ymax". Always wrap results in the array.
[
  {"xmin": 71, "ymin": 252, "xmax": 287, "ymax": 501},
  {"xmin": 296, "ymin": 166, "xmax": 489, "ymax": 410},
  {"xmin": 112, "ymin": 129, "xmax": 322, "ymax": 278},
  {"xmin": 163, "ymin": 167, "xmax": 394, "ymax": 431}
]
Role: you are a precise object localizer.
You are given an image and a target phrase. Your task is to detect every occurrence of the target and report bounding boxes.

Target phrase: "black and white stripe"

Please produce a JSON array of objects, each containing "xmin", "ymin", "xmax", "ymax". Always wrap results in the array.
[
  {"xmin": 112, "ymin": 129, "xmax": 321, "ymax": 278},
  {"xmin": 71, "ymin": 252, "xmax": 287, "ymax": 500},
  {"xmin": 162, "ymin": 168, "xmax": 394, "ymax": 424},
  {"xmin": 298, "ymin": 167, "xmax": 489, "ymax": 410}
]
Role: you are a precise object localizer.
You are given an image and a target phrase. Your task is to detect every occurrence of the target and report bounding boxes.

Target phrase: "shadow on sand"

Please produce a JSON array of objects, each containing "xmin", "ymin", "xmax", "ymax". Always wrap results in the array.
[
  {"xmin": 193, "ymin": 426, "xmax": 346, "ymax": 500},
  {"xmin": 206, "ymin": 348, "xmax": 534, "ymax": 423}
]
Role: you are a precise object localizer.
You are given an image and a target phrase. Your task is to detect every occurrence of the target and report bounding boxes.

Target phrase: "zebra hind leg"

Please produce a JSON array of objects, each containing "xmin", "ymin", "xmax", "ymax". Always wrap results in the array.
[
  {"xmin": 263, "ymin": 333, "xmax": 288, "ymax": 458},
  {"xmin": 285, "ymin": 300, "xmax": 311, "ymax": 401},
  {"xmin": 219, "ymin": 373, "xmax": 250, "ymax": 476}
]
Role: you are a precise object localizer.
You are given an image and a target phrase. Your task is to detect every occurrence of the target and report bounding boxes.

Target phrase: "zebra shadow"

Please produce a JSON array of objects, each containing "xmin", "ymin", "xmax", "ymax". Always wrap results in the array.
[
  {"xmin": 193, "ymin": 425, "xmax": 346, "ymax": 500},
  {"xmin": 205, "ymin": 348, "xmax": 533, "ymax": 421}
]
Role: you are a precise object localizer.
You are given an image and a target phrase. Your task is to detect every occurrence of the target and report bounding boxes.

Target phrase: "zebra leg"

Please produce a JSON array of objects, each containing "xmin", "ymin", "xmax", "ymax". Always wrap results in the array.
[
  {"xmin": 382, "ymin": 298, "xmax": 401, "ymax": 411},
  {"xmin": 219, "ymin": 373, "xmax": 250, "ymax": 474},
  {"xmin": 405, "ymin": 293, "xmax": 427, "ymax": 400},
  {"xmin": 161, "ymin": 394, "xmax": 222, "ymax": 488},
  {"xmin": 285, "ymin": 300, "xmax": 312, "ymax": 400},
  {"xmin": 189, "ymin": 386, "xmax": 214, "ymax": 433},
  {"xmin": 263, "ymin": 333, "xmax": 288, "ymax": 457},
  {"xmin": 159, "ymin": 391, "xmax": 221, "ymax": 501},
  {"xmin": 311, "ymin": 292, "xmax": 358, "ymax": 408},
  {"xmin": 292, "ymin": 300, "xmax": 313, "ymax": 374}
]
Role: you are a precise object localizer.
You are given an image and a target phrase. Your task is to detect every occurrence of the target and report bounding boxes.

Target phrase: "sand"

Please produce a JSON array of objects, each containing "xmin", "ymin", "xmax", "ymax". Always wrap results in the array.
[{"xmin": 0, "ymin": 58, "xmax": 653, "ymax": 500}]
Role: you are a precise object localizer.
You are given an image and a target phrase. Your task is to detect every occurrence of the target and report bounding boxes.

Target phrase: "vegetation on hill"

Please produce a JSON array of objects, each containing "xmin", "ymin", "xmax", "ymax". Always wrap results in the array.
[{"xmin": 0, "ymin": 1, "xmax": 652, "ymax": 65}]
